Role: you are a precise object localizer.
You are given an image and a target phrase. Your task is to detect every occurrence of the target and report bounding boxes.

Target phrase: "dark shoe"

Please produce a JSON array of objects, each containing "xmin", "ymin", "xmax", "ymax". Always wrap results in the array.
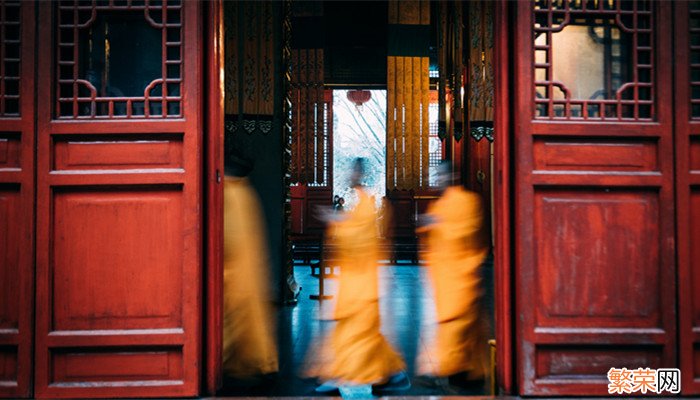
[
  {"xmin": 412, "ymin": 374, "xmax": 441, "ymax": 389},
  {"xmin": 447, "ymin": 372, "xmax": 486, "ymax": 392},
  {"xmin": 371, "ymin": 371, "xmax": 411, "ymax": 395}
]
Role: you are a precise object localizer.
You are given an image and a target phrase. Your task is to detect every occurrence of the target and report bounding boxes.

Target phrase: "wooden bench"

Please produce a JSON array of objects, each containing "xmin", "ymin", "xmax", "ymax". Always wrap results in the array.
[
  {"xmin": 390, "ymin": 238, "xmax": 426, "ymax": 264},
  {"xmin": 309, "ymin": 258, "xmax": 340, "ymax": 300},
  {"xmin": 308, "ymin": 244, "xmax": 340, "ymax": 300},
  {"xmin": 291, "ymin": 241, "xmax": 322, "ymax": 265},
  {"xmin": 307, "ymin": 241, "xmax": 426, "ymax": 301}
]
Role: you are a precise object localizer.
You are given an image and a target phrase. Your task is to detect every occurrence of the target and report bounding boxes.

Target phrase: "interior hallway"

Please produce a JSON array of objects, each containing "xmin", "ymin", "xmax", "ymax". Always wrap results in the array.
[{"xmin": 220, "ymin": 259, "xmax": 494, "ymax": 397}]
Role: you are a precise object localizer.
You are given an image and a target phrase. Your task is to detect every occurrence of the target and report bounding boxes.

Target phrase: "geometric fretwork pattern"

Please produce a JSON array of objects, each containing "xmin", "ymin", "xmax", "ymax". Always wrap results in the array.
[
  {"xmin": 690, "ymin": 2, "xmax": 700, "ymax": 119},
  {"xmin": 428, "ymin": 97, "xmax": 442, "ymax": 187},
  {"xmin": 533, "ymin": 0, "xmax": 654, "ymax": 121},
  {"xmin": 55, "ymin": 0, "xmax": 182, "ymax": 119},
  {"xmin": 290, "ymin": 48, "xmax": 325, "ymax": 185},
  {"xmin": 0, "ymin": 0, "xmax": 21, "ymax": 117},
  {"xmin": 307, "ymin": 101, "xmax": 331, "ymax": 188}
]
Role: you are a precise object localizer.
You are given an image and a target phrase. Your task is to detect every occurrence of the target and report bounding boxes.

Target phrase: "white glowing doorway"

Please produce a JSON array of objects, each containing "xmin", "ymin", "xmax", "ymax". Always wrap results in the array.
[{"xmin": 332, "ymin": 89, "xmax": 387, "ymax": 208}]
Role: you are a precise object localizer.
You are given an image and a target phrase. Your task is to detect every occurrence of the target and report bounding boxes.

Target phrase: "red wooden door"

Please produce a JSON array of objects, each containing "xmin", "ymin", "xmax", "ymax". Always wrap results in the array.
[
  {"xmin": 0, "ymin": 1, "xmax": 34, "ymax": 397},
  {"xmin": 34, "ymin": 2, "xmax": 202, "ymax": 398},
  {"xmin": 514, "ymin": 1, "xmax": 675, "ymax": 395},
  {"xmin": 676, "ymin": 1, "xmax": 700, "ymax": 395}
]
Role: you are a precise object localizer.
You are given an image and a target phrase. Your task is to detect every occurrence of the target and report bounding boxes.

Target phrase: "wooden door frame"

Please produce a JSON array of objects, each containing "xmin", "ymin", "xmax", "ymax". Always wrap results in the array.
[
  {"xmin": 674, "ymin": 1, "xmax": 700, "ymax": 394},
  {"xmin": 204, "ymin": 0, "xmax": 225, "ymax": 395},
  {"xmin": 493, "ymin": 0, "xmax": 513, "ymax": 394},
  {"xmin": 202, "ymin": 0, "xmax": 516, "ymax": 395}
]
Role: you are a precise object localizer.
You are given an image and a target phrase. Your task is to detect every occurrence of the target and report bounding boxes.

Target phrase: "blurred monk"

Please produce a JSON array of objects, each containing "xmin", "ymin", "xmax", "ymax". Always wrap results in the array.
[
  {"xmin": 416, "ymin": 161, "xmax": 489, "ymax": 387},
  {"xmin": 311, "ymin": 158, "xmax": 409, "ymax": 395},
  {"xmin": 223, "ymin": 154, "xmax": 278, "ymax": 380}
]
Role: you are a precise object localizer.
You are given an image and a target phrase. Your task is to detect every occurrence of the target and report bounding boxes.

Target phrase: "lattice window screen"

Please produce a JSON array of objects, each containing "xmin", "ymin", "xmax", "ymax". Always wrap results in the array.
[
  {"xmin": 0, "ymin": 0, "xmax": 20, "ymax": 117},
  {"xmin": 533, "ymin": 0, "xmax": 654, "ymax": 121},
  {"xmin": 55, "ymin": 0, "xmax": 183, "ymax": 119},
  {"xmin": 290, "ymin": 49, "xmax": 329, "ymax": 186}
]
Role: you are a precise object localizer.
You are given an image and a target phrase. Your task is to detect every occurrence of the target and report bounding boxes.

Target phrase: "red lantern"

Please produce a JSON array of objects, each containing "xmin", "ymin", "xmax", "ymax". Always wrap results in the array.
[{"xmin": 346, "ymin": 90, "xmax": 372, "ymax": 107}]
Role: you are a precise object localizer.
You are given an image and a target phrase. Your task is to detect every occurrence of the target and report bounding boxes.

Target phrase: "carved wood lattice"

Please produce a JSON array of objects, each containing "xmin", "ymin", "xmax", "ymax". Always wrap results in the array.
[
  {"xmin": 533, "ymin": 0, "xmax": 654, "ymax": 121},
  {"xmin": 55, "ymin": 0, "xmax": 182, "ymax": 119},
  {"xmin": 0, "ymin": 0, "xmax": 20, "ymax": 117}
]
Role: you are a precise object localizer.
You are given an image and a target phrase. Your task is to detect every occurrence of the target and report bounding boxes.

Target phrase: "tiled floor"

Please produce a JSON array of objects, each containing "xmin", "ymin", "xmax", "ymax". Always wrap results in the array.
[
  {"xmin": 220, "ymin": 258, "xmax": 494, "ymax": 398},
  {"xmin": 211, "ymin": 397, "xmax": 506, "ymax": 400},
  {"xmin": 210, "ymin": 397, "xmax": 508, "ymax": 400}
]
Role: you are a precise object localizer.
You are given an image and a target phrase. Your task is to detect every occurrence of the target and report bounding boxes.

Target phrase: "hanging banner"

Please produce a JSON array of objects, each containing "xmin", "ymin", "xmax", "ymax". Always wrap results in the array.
[
  {"xmin": 225, "ymin": 2, "xmax": 276, "ymax": 135},
  {"xmin": 387, "ymin": 0, "xmax": 430, "ymax": 190},
  {"xmin": 290, "ymin": 48, "xmax": 325, "ymax": 184},
  {"xmin": 289, "ymin": 2, "xmax": 325, "ymax": 185},
  {"xmin": 467, "ymin": 0, "xmax": 494, "ymax": 142}
]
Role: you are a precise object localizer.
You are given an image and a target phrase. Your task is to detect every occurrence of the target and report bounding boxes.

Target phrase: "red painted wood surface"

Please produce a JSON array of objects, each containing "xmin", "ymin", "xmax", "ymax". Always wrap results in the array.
[
  {"xmin": 413, "ymin": 189, "xmax": 440, "ymax": 217},
  {"xmin": 290, "ymin": 185, "xmax": 305, "ymax": 235},
  {"xmin": 675, "ymin": 1, "xmax": 700, "ymax": 394},
  {"xmin": 451, "ymin": 129, "xmax": 463, "ymax": 180},
  {"xmin": 205, "ymin": 0, "xmax": 224, "ymax": 395},
  {"xmin": 290, "ymin": 184, "xmax": 332, "ymax": 241},
  {"xmin": 464, "ymin": 137, "xmax": 492, "ymax": 242},
  {"xmin": 0, "ymin": 1, "xmax": 34, "ymax": 397},
  {"xmin": 386, "ymin": 190, "xmax": 415, "ymax": 240},
  {"xmin": 493, "ymin": 0, "xmax": 512, "ymax": 393},
  {"xmin": 33, "ymin": 2, "xmax": 202, "ymax": 398},
  {"xmin": 514, "ymin": 1, "xmax": 675, "ymax": 395},
  {"xmin": 386, "ymin": 189, "xmax": 439, "ymax": 242}
]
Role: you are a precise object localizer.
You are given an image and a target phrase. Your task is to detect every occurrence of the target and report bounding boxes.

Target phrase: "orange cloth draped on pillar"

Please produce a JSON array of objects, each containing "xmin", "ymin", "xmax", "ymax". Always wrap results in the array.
[
  {"xmin": 223, "ymin": 176, "xmax": 279, "ymax": 378},
  {"xmin": 308, "ymin": 188, "xmax": 405, "ymax": 384},
  {"xmin": 417, "ymin": 186, "xmax": 489, "ymax": 379}
]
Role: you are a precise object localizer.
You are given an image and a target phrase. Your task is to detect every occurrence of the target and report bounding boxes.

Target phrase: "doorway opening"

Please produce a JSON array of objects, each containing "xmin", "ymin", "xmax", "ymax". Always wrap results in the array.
[
  {"xmin": 212, "ymin": 0, "xmax": 510, "ymax": 397},
  {"xmin": 332, "ymin": 89, "xmax": 386, "ymax": 209}
]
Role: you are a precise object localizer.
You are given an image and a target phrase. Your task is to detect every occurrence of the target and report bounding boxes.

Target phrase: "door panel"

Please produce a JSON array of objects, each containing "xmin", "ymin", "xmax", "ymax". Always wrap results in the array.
[
  {"xmin": 34, "ymin": 2, "xmax": 201, "ymax": 398},
  {"xmin": 0, "ymin": 1, "xmax": 34, "ymax": 397},
  {"xmin": 676, "ymin": 1, "xmax": 700, "ymax": 394},
  {"xmin": 514, "ymin": 1, "xmax": 675, "ymax": 395}
]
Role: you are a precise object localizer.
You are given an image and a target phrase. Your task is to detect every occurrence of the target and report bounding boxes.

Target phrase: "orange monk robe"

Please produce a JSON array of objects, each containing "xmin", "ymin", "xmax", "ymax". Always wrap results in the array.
[
  {"xmin": 417, "ymin": 186, "xmax": 489, "ymax": 379},
  {"xmin": 312, "ymin": 188, "xmax": 405, "ymax": 384},
  {"xmin": 223, "ymin": 176, "xmax": 278, "ymax": 378}
]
